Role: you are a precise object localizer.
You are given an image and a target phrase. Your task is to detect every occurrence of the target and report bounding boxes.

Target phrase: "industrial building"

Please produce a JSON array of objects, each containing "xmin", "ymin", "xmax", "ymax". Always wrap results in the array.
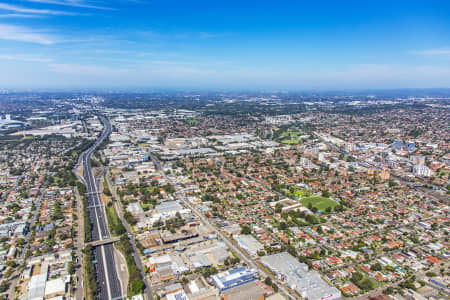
[
  {"xmin": 234, "ymin": 234, "xmax": 264, "ymax": 256},
  {"xmin": 211, "ymin": 267, "xmax": 259, "ymax": 292},
  {"xmin": 261, "ymin": 252, "xmax": 341, "ymax": 300},
  {"xmin": 156, "ymin": 201, "xmax": 189, "ymax": 218},
  {"xmin": 222, "ymin": 281, "xmax": 265, "ymax": 300}
]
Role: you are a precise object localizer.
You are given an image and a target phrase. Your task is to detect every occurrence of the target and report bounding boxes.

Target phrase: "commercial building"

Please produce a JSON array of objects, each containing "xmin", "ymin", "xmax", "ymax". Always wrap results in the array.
[
  {"xmin": 234, "ymin": 234, "xmax": 264, "ymax": 256},
  {"xmin": 156, "ymin": 201, "xmax": 188, "ymax": 218},
  {"xmin": 261, "ymin": 252, "xmax": 341, "ymax": 300},
  {"xmin": 392, "ymin": 139, "xmax": 403, "ymax": 150},
  {"xmin": 413, "ymin": 164, "xmax": 432, "ymax": 177},
  {"xmin": 26, "ymin": 272, "xmax": 47, "ymax": 300},
  {"xmin": 405, "ymin": 141, "xmax": 415, "ymax": 152},
  {"xmin": 211, "ymin": 267, "xmax": 259, "ymax": 292},
  {"xmin": 222, "ymin": 281, "xmax": 265, "ymax": 300},
  {"xmin": 175, "ymin": 148, "xmax": 217, "ymax": 156},
  {"xmin": 0, "ymin": 221, "xmax": 28, "ymax": 237},
  {"xmin": 392, "ymin": 139, "xmax": 415, "ymax": 151},
  {"xmin": 44, "ymin": 277, "xmax": 68, "ymax": 298},
  {"xmin": 166, "ymin": 289, "xmax": 189, "ymax": 300},
  {"xmin": 186, "ymin": 278, "xmax": 219, "ymax": 300}
]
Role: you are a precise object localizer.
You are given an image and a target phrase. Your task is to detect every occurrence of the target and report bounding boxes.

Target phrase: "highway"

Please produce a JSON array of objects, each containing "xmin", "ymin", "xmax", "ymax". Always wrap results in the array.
[
  {"xmin": 81, "ymin": 115, "xmax": 123, "ymax": 300},
  {"xmin": 105, "ymin": 171, "xmax": 154, "ymax": 300}
]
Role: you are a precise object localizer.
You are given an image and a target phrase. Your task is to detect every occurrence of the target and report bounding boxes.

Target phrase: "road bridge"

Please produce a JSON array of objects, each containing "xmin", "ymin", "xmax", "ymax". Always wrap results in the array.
[{"xmin": 85, "ymin": 236, "xmax": 121, "ymax": 247}]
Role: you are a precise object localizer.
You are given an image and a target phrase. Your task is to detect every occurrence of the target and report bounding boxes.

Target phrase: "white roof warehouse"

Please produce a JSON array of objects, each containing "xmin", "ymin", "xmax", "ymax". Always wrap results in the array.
[{"xmin": 261, "ymin": 252, "xmax": 341, "ymax": 300}]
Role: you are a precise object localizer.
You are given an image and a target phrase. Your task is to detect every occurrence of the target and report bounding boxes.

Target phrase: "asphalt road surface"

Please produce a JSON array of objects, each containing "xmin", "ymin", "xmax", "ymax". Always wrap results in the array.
[
  {"xmin": 82, "ymin": 115, "xmax": 123, "ymax": 300},
  {"xmin": 106, "ymin": 173, "xmax": 154, "ymax": 300}
]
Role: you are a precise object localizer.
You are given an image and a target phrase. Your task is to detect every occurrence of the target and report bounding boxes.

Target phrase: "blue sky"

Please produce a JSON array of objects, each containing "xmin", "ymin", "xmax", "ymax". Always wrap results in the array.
[{"xmin": 0, "ymin": 0, "xmax": 450, "ymax": 89}]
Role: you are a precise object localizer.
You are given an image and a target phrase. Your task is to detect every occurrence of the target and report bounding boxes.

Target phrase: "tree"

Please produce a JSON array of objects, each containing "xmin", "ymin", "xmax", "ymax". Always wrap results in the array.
[
  {"xmin": 130, "ymin": 280, "xmax": 145, "ymax": 295},
  {"xmin": 321, "ymin": 189, "xmax": 330, "ymax": 197},
  {"xmin": 103, "ymin": 179, "xmax": 112, "ymax": 196},
  {"xmin": 202, "ymin": 266, "xmax": 218, "ymax": 277},
  {"xmin": 335, "ymin": 204, "xmax": 344, "ymax": 212},
  {"xmin": 388, "ymin": 179, "xmax": 397, "ymax": 188},
  {"xmin": 426, "ymin": 271, "xmax": 438, "ymax": 277},
  {"xmin": 275, "ymin": 203, "xmax": 283, "ymax": 213},
  {"xmin": 351, "ymin": 272, "xmax": 363, "ymax": 284},
  {"xmin": 265, "ymin": 277, "xmax": 272, "ymax": 286},
  {"xmin": 371, "ymin": 262, "xmax": 382, "ymax": 271},
  {"xmin": 68, "ymin": 261, "xmax": 75, "ymax": 275},
  {"xmin": 240, "ymin": 225, "xmax": 252, "ymax": 235},
  {"xmin": 124, "ymin": 211, "xmax": 137, "ymax": 225},
  {"xmin": 272, "ymin": 283, "xmax": 279, "ymax": 292},
  {"xmin": 6, "ymin": 261, "xmax": 16, "ymax": 268},
  {"xmin": 0, "ymin": 282, "xmax": 9, "ymax": 293}
]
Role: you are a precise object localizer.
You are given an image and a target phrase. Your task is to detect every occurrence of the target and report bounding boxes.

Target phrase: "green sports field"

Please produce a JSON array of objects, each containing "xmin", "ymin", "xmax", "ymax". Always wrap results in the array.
[
  {"xmin": 281, "ymin": 139, "xmax": 301, "ymax": 144},
  {"xmin": 185, "ymin": 119, "xmax": 199, "ymax": 125},
  {"xmin": 280, "ymin": 131, "xmax": 302, "ymax": 144},
  {"xmin": 301, "ymin": 196, "xmax": 337, "ymax": 211}
]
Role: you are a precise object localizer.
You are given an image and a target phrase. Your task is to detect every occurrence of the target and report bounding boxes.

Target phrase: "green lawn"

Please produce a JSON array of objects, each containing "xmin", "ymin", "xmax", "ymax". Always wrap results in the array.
[
  {"xmin": 281, "ymin": 139, "xmax": 301, "ymax": 144},
  {"xmin": 21, "ymin": 136, "xmax": 37, "ymax": 140},
  {"xmin": 141, "ymin": 202, "xmax": 152, "ymax": 211},
  {"xmin": 280, "ymin": 131, "xmax": 302, "ymax": 144},
  {"xmin": 281, "ymin": 130, "xmax": 302, "ymax": 137},
  {"xmin": 185, "ymin": 119, "xmax": 199, "ymax": 125},
  {"xmin": 301, "ymin": 196, "xmax": 338, "ymax": 211},
  {"xmin": 288, "ymin": 188, "xmax": 310, "ymax": 199}
]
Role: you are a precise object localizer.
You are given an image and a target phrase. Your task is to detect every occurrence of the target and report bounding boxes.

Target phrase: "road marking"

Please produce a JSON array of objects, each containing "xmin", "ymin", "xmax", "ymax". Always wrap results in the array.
[{"xmin": 82, "ymin": 117, "xmax": 117, "ymax": 300}]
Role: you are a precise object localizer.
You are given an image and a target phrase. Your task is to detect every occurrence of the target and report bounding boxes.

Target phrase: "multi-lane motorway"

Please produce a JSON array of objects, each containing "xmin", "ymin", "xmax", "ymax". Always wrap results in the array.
[
  {"xmin": 105, "ymin": 173, "xmax": 154, "ymax": 300},
  {"xmin": 81, "ymin": 115, "xmax": 123, "ymax": 300}
]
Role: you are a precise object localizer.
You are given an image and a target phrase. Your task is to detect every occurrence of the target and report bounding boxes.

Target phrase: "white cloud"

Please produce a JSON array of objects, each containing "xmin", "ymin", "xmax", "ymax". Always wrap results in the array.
[
  {"xmin": 199, "ymin": 32, "xmax": 220, "ymax": 39},
  {"xmin": 23, "ymin": 0, "xmax": 113, "ymax": 10},
  {"xmin": 0, "ymin": 3, "xmax": 77, "ymax": 15},
  {"xmin": 198, "ymin": 32, "xmax": 230, "ymax": 39},
  {"xmin": 410, "ymin": 49, "xmax": 450, "ymax": 56},
  {"xmin": 49, "ymin": 63, "xmax": 128, "ymax": 77},
  {"xmin": 0, "ymin": 13, "xmax": 45, "ymax": 18},
  {"xmin": 0, "ymin": 24, "xmax": 56, "ymax": 44},
  {"xmin": 0, "ymin": 53, "xmax": 52, "ymax": 62}
]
